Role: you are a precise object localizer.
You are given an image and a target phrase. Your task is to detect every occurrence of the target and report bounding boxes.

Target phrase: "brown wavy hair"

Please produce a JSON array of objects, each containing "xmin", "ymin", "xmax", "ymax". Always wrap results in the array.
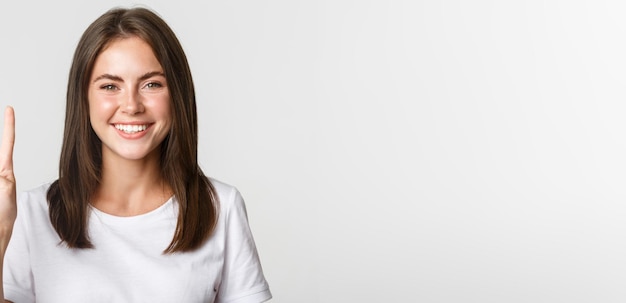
[{"xmin": 46, "ymin": 7, "xmax": 219, "ymax": 253}]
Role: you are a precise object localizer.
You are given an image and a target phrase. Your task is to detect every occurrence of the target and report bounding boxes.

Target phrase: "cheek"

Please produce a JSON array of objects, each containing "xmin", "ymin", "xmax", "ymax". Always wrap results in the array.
[
  {"xmin": 151, "ymin": 95, "xmax": 173, "ymax": 123},
  {"xmin": 163, "ymin": 104, "xmax": 172, "ymax": 124},
  {"xmin": 89, "ymin": 95, "xmax": 118, "ymax": 121}
]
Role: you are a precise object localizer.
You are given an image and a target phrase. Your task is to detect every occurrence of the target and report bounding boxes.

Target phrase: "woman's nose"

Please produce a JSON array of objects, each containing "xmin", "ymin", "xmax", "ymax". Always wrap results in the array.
[{"xmin": 121, "ymin": 91, "xmax": 144, "ymax": 115}]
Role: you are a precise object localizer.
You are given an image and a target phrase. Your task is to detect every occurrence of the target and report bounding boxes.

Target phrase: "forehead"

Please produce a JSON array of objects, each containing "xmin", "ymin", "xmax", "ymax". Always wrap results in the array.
[{"xmin": 91, "ymin": 36, "xmax": 163, "ymax": 77}]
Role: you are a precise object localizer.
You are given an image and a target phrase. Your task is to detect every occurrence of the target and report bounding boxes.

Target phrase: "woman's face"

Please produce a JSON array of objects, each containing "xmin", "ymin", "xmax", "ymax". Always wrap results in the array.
[{"xmin": 88, "ymin": 36, "xmax": 172, "ymax": 163}]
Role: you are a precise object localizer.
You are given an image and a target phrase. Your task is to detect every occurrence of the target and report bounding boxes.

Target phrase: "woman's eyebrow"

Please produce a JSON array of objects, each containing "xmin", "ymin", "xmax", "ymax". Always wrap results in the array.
[
  {"xmin": 139, "ymin": 71, "xmax": 165, "ymax": 81},
  {"xmin": 92, "ymin": 71, "xmax": 165, "ymax": 83},
  {"xmin": 92, "ymin": 73, "xmax": 123, "ymax": 83}
]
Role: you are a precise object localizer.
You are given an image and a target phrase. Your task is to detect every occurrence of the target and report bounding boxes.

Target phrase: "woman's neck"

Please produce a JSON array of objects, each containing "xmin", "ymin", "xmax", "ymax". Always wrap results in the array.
[{"xmin": 91, "ymin": 150, "xmax": 173, "ymax": 217}]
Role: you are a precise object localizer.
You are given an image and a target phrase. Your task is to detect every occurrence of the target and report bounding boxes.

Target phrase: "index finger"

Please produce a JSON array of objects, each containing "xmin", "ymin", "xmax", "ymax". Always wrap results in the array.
[{"xmin": 0, "ymin": 106, "xmax": 15, "ymax": 171}]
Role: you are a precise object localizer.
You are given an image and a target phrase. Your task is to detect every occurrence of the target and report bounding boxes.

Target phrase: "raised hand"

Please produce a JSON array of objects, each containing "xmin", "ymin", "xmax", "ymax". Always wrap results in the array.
[{"xmin": 0, "ymin": 106, "xmax": 16, "ymax": 251}]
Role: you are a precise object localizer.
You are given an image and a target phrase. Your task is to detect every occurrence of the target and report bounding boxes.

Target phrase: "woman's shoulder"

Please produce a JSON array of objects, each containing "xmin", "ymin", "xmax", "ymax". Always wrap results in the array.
[
  {"xmin": 18, "ymin": 182, "xmax": 53, "ymax": 204},
  {"xmin": 207, "ymin": 177, "xmax": 246, "ymax": 210},
  {"xmin": 15, "ymin": 182, "xmax": 54, "ymax": 221},
  {"xmin": 207, "ymin": 177, "xmax": 235, "ymax": 194}
]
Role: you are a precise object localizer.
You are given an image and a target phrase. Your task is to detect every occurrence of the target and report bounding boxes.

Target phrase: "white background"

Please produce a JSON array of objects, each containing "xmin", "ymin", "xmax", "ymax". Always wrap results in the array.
[{"xmin": 1, "ymin": 0, "xmax": 626, "ymax": 302}]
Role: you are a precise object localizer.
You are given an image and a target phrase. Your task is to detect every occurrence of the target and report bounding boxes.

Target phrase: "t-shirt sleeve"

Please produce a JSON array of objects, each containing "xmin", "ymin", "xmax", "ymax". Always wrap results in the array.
[
  {"xmin": 215, "ymin": 188, "xmax": 272, "ymax": 303},
  {"xmin": 3, "ymin": 192, "xmax": 36, "ymax": 303}
]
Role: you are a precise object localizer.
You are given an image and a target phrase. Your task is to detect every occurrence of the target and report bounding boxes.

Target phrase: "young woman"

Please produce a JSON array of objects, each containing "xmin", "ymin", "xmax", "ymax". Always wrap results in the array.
[{"xmin": 0, "ymin": 7, "xmax": 271, "ymax": 302}]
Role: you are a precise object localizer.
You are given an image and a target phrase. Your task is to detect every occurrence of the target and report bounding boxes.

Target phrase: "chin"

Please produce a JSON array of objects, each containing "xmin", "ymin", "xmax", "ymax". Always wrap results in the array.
[{"xmin": 107, "ymin": 148, "xmax": 159, "ymax": 162}]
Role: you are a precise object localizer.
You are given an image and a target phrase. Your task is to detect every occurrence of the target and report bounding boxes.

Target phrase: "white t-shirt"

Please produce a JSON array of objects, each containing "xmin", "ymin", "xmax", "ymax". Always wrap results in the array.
[{"xmin": 3, "ymin": 179, "xmax": 272, "ymax": 303}]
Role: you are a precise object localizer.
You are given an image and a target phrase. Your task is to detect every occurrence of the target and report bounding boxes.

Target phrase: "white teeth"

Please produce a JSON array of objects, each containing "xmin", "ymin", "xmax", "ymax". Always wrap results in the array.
[{"xmin": 115, "ymin": 124, "xmax": 148, "ymax": 134}]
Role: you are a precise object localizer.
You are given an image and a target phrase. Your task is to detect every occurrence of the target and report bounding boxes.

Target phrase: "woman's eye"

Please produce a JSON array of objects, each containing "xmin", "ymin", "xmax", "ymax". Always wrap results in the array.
[
  {"xmin": 101, "ymin": 84, "xmax": 117, "ymax": 91},
  {"xmin": 145, "ymin": 82, "xmax": 162, "ymax": 89}
]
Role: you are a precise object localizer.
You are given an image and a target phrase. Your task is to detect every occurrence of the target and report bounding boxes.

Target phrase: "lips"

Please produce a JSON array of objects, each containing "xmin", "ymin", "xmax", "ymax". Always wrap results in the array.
[{"xmin": 114, "ymin": 123, "xmax": 149, "ymax": 134}]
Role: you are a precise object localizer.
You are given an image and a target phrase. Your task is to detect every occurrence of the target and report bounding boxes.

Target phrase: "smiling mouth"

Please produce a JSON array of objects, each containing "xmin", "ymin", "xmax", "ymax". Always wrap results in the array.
[{"xmin": 114, "ymin": 124, "xmax": 148, "ymax": 134}]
